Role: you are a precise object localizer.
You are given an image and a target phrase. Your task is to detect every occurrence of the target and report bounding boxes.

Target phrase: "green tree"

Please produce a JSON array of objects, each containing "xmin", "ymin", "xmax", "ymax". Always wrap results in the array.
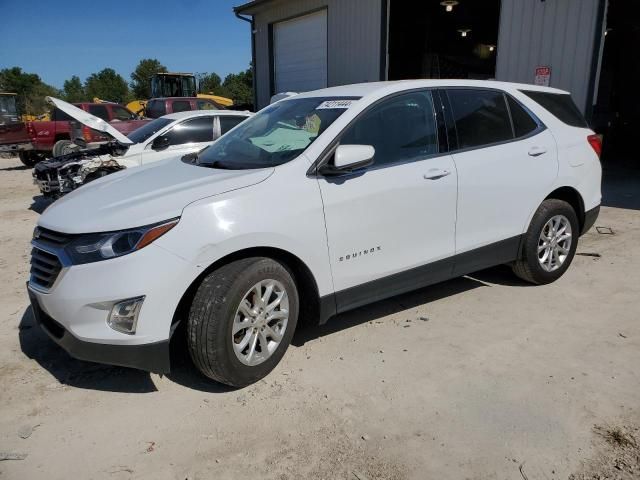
[
  {"xmin": 0, "ymin": 66, "xmax": 59, "ymax": 115},
  {"xmin": 196, "ymin": 72, "xmax": 222, "ymax": 94},
  {"xmin": 62, "ymin": 75, "xmax": 86, "ymax": 103},
  {"xmin": 85, "ymin": 68, "xmax": 129, "ymax": 103},
  {"xmin": 130, "ymin": 59, "xmax": 167, "ymax": 99},
  {"xmin": 221, "ymin": 68, "xmax": 253, "ymax": 106}
]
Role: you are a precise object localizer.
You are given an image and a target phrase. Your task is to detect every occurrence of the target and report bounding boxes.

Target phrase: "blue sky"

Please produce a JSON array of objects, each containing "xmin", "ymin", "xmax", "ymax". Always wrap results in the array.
[{"xmin": 0, "ymin": 0, "xmax": 252, "ymax": 88}]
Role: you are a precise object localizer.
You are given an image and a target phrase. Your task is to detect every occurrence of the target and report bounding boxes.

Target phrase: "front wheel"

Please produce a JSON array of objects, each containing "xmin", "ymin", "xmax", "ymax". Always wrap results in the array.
[
  {"xmin": 513, "ymin": 199, "xmax": 579, "ymax": 284},
  {"xmin": 18, "ymin": 151, "xmax": 37, "ymax": 167},
  {"xmin": 187, "ymin": 257, "xmax": 299, "ymax": 387}
]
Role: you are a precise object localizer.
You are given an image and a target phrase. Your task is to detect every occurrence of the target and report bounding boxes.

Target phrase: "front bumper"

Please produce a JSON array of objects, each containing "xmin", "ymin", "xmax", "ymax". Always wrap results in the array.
[
  {"xmin": 28, "ymin": 287, "xmax": 170, "ymax": 373},
  {"xmin": 27, "ymin": 238, "xmax": 199, "ymax": 374}
]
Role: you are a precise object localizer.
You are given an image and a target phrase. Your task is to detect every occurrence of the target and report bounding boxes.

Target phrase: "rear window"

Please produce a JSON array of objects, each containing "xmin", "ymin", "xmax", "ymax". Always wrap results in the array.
[
  {"xmin": 88, "ymin": 105, "xmax": 109, "ymax": 121},
  {"xmin": 521, "ymin": 90, "xmax": 588, "ymax": 128},
  {"xmin": 51, "ymin": 108, "xmax": 73, "ymax": 122},
  {"xmin": 146, "ymin": 100, "xmax": 166, "ymax": 119},
  {"xmin": 172, "ymin": 100, "xmax": 192, "ymax": 113}
]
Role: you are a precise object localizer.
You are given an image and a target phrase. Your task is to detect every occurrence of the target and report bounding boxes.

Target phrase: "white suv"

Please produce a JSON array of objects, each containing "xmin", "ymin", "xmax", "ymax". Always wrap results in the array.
[{"xmin": 27, "ymin": 80, "xmax": 602, "ymax": 387}]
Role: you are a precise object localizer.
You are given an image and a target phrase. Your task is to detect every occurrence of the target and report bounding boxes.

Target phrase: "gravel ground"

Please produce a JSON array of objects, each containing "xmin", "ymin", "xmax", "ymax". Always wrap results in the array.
[{"xmin": 0, "ymin": 156, "xmax": 638, "ymax": 480}]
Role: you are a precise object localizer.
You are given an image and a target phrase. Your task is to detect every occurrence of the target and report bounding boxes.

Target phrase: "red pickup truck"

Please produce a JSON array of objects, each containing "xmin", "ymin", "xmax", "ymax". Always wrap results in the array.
[{"xmin": 14, "ymin": 102, "xmax": 148, "ymax": 166}]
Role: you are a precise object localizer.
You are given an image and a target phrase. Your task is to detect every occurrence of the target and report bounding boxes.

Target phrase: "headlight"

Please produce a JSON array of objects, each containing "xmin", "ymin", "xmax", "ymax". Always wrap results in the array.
[{"xmin": 65, "ymin": 218, "xmax": 179, "ymax": 265}]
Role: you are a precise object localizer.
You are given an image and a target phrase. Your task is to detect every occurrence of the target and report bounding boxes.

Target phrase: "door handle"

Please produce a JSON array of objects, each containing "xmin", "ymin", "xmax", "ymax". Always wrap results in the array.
[
  {"xmin": 423, "ymin": 169, "xmax": 451, "ymax": 180},
  {"xmin": 528, "ymin": 146, "xmax": 547, "ymax": 157}
]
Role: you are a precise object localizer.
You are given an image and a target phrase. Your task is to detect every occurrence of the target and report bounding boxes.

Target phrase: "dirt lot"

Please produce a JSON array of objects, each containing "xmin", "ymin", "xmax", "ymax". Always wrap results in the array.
[{"xmin": 0, "ymin": 156, "xmax": 638, "ymax": 480}]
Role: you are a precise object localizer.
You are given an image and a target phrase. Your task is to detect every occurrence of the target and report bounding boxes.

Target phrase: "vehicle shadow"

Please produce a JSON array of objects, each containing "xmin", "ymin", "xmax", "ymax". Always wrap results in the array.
[
  {"xmin": 29, "ymin": 195, "xmax": 53, "ymax": 214},
  {"xmin": 18, "ymin": 307, "xmax": 158, "ymax": 393},
  {"xmin": 18, "ymin": 265, "xmax": 524, "ymax": 393},
  {"xmin": 0, "ymin": 165, "xmax": 30, "ymax": 172}
]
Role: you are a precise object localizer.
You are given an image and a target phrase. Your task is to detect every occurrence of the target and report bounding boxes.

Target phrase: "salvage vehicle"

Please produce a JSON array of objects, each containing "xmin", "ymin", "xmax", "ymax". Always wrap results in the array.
[
  {"xmin": 145, "ymin": 97, "xmax": 223, "ymax": 119},
  {"xmin": 0, "ymin": 92, "xmax": 35, "ymax": 163},
  {"xmin": 33, "ymin": 97, "xmax": 251, "ymax": 197},
  {"xmin": 26, "ymin": 101, "xmax": 148, "ymax": 164},
  {"xmin": 27, "ymin": 80, "xmax": 601, "ymax": 387}
]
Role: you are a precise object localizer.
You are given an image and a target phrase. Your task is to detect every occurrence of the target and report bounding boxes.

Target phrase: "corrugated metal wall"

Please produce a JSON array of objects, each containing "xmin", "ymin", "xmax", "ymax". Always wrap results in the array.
[
  {"xmin": 249, "ymin": 0, "xmax": 383, "ymax": 108},
  {"xmin": 496, "ymin": 0, "xmax": 603, "ymax": 112}
]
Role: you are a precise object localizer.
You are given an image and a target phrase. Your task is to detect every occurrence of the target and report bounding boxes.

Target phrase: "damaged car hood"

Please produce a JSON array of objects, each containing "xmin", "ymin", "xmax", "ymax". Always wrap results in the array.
[
  {"xmin": 39, "ymin": 159, "xmax": 274, "ymax": 233},
  {"xmin": 46, "ymin": 97, "xmax": 133, "ymax": 145}
]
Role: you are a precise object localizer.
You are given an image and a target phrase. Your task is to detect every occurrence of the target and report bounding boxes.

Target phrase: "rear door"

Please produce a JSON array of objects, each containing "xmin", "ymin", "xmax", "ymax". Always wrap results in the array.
[
  {"xmin": 444, "ymin": 88, "xmax": 558, "ymax": 265},
  {"xmin": 317, "ymin": 90, "xmax": 457, "ymax": 311},
  {"xmin": 139, "ymin": 116, "xmax": 214, "ymax": 165}
]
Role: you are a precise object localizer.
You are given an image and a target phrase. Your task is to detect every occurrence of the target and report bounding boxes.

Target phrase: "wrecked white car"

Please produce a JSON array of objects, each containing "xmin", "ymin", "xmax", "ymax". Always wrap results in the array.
[{"xmin": 33, "ymin": 97, "xmax": 252, "ymax": 197}]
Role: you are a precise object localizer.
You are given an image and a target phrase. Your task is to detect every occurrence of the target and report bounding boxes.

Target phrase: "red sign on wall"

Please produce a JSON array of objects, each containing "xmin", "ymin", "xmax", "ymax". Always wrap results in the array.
[{"xmin": 535, "ymin": 66, "xmax": 551, "ymax": 86}]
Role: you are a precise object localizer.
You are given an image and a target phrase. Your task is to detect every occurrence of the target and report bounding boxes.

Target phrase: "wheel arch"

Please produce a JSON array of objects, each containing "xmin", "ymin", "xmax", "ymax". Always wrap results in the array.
[
  {"xmin": 171, "ymin": 246, "xmax": 322, "ymax": 336},
  {"xmin": 545, "ymin": 186, "xmax": 586, "ymax": 231}
]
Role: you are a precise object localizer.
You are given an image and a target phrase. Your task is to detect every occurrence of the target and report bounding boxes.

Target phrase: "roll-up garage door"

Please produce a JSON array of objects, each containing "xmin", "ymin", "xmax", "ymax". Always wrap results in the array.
[{"xmin": 273, "ymin": 10, "xmax": 328, "ymax": 93}]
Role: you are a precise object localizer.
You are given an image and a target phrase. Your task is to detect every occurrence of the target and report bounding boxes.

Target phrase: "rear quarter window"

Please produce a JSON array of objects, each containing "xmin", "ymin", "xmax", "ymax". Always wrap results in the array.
[
  {"xmin": 507, "ymin": 96, "xmax": 540, "ymax": 138},
  {"xmin": 521, "ymin": 90, "xmax": 588, "ymax": 128}
]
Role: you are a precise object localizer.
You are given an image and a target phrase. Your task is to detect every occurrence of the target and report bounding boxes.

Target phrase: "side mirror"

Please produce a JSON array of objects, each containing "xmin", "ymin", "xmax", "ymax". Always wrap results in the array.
[
  {"xmin": 151, "ymin": 135, "xmax": 170, "ymax": 151},
  {"xmin": 318, "ymin": 144, "xmax": 375, "ymax": 176}
]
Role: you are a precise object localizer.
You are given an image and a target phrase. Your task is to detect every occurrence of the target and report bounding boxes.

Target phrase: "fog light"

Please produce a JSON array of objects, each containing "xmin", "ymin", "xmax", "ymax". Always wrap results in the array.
[{"xmin": 108, "ymin": 296, "xmax": 145, "ymax": 334}]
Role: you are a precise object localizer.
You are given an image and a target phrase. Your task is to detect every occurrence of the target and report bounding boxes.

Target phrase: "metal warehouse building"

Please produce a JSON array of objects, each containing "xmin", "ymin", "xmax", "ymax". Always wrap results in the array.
[{"xmin": 234, "ymin": 0, "xmax": 637, "ymax": 156}]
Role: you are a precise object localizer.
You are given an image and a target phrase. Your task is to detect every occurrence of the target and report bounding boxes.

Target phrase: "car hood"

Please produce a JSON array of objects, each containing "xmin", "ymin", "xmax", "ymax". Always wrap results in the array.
[
  {"xmin": 46, "ymin": 97, "xmax": 133, "ymax": 145},
  {"xmin": 39, "ymin": 158, "xmax": 274, "ymax": 233}
]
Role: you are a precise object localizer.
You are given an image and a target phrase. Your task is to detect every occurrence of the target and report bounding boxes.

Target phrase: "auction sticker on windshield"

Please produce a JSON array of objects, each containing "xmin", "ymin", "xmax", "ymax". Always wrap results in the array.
[{"xmin": 316, "ymin": 99, "xmax": 354, "ymax": 109}]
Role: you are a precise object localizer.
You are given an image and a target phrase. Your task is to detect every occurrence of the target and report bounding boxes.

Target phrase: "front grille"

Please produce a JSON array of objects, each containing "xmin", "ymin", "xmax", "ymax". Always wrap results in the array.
[
  {"xmin": 35, "ymin": 227, "xmax": 74, "ymax": 246},
  {"xmin": 30, "ymin": 247, "xmax": 63, "ymax": 289}
]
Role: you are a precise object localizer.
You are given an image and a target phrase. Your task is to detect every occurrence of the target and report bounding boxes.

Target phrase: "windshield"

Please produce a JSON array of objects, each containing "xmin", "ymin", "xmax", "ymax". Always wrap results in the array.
[
  {"xmin": 127, "ymin": 118, "xmax": 172, "ymax": 144},
  {"xmin": 196, "ymin": 97, "xmax": 359, "ymax": 169},
  {"xmin": 0, "ymin": 95, "xmax": 19, "ymax": 125}
]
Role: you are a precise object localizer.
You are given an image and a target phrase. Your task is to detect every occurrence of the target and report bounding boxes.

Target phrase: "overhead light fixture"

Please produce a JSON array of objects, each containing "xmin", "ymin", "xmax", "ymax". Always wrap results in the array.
[
  {"xmin": 440, "ymin": 1, "xmax": 459, "ymax": 12},
  {"xmin": 488, "ymin": 44, "xmax": 496, "ymax": 52},
  {"xmin": 458, "ymin": 29, "xmax": 471, "ymax": 37}
]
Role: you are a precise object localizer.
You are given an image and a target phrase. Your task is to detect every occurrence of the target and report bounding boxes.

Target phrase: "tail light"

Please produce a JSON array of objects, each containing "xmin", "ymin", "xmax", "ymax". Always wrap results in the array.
[
  {"xmin": 587, "ymin": 134, "xmax": 602, "ymax": 158},
  {"xmin": 82, "ymin": 125, "xmax": 93, "ymax": 142}
]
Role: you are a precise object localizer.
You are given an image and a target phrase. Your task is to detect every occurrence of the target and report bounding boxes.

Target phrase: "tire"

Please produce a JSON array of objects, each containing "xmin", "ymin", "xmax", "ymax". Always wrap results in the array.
[
  {"xmin": 18, "ymin": 151, "xmax": 37, "ymax": 167},
  {"xmin": 512, "ymin": 199, "xmax": 579, "ymax": 285},
  {"xmin": 187, "ymin": 257, "xmax": 299, "ymax": 387},
  {"xmin": 52, "ymin": 139, "xmax": 76, "ymax": 157}
]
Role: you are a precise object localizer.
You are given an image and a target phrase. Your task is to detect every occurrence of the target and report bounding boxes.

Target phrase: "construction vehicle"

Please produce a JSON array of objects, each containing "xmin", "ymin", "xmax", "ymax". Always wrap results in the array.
[{"xmin": 125, "ymin": 73, "xmax": 234, "ymax": 117}]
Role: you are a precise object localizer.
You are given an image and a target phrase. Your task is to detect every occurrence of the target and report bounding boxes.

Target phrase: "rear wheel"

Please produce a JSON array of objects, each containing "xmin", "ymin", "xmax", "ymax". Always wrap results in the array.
[
  {"xmin": 18, "ymin": 151, "xmax": 37, "ymax": 167},
  {"xmin": 187, "ymin": 257, "xmax": 299, "ymax": 387},
  {"xmin": 513, "ymin": 199, "xmax": 579, "ymax": 284},
  {"xmin": 52, "ymin": 140, "xmax": 76, "ymax": 157}
]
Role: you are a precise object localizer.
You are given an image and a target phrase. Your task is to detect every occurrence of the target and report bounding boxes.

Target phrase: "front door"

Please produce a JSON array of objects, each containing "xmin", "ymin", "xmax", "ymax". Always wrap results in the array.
[{"xmin": 316, "ymin": 90, "xmax": 458, "ymax": 311}]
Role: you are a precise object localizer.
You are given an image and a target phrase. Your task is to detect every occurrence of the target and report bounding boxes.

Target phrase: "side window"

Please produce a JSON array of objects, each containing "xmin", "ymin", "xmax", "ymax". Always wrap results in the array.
[
  {"xmin": 171, "ymin": 100, "xmax": 192, "ymax": 113},
  {"xmin": 197, "ymin": 100, "xmax": 218, "ymax": 111},
  {"xmin": 164, "ymin": 117, "xmax": 214, "ymax": 145},
  {"xmin": 88, "ymin": 105, "xmax": 110, "ymax": 121},
  {"xmin": 51, "ymin": 108, "xmax": 73, "ymax": 122},
  {"xmin": 340, "ymin": 91, "xmax": 438, "ymax": 167},
  {"xmin": 111, "ymin": 106, "xmax": 134, "ymax": 121},
  {"xmin": 447, "ymin": 89, "xmax": 513, "ymax": 149},
  {"xmin": 507, "ymin": 96, "xmax": 539, "ymax": 138},
  {"xmin": 219, "ymin": 116, "xmax": 247, "ymax": 135},
  {"xmin": 146, "ymin": 101, "xmax": 166, "ymax": 118}
]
